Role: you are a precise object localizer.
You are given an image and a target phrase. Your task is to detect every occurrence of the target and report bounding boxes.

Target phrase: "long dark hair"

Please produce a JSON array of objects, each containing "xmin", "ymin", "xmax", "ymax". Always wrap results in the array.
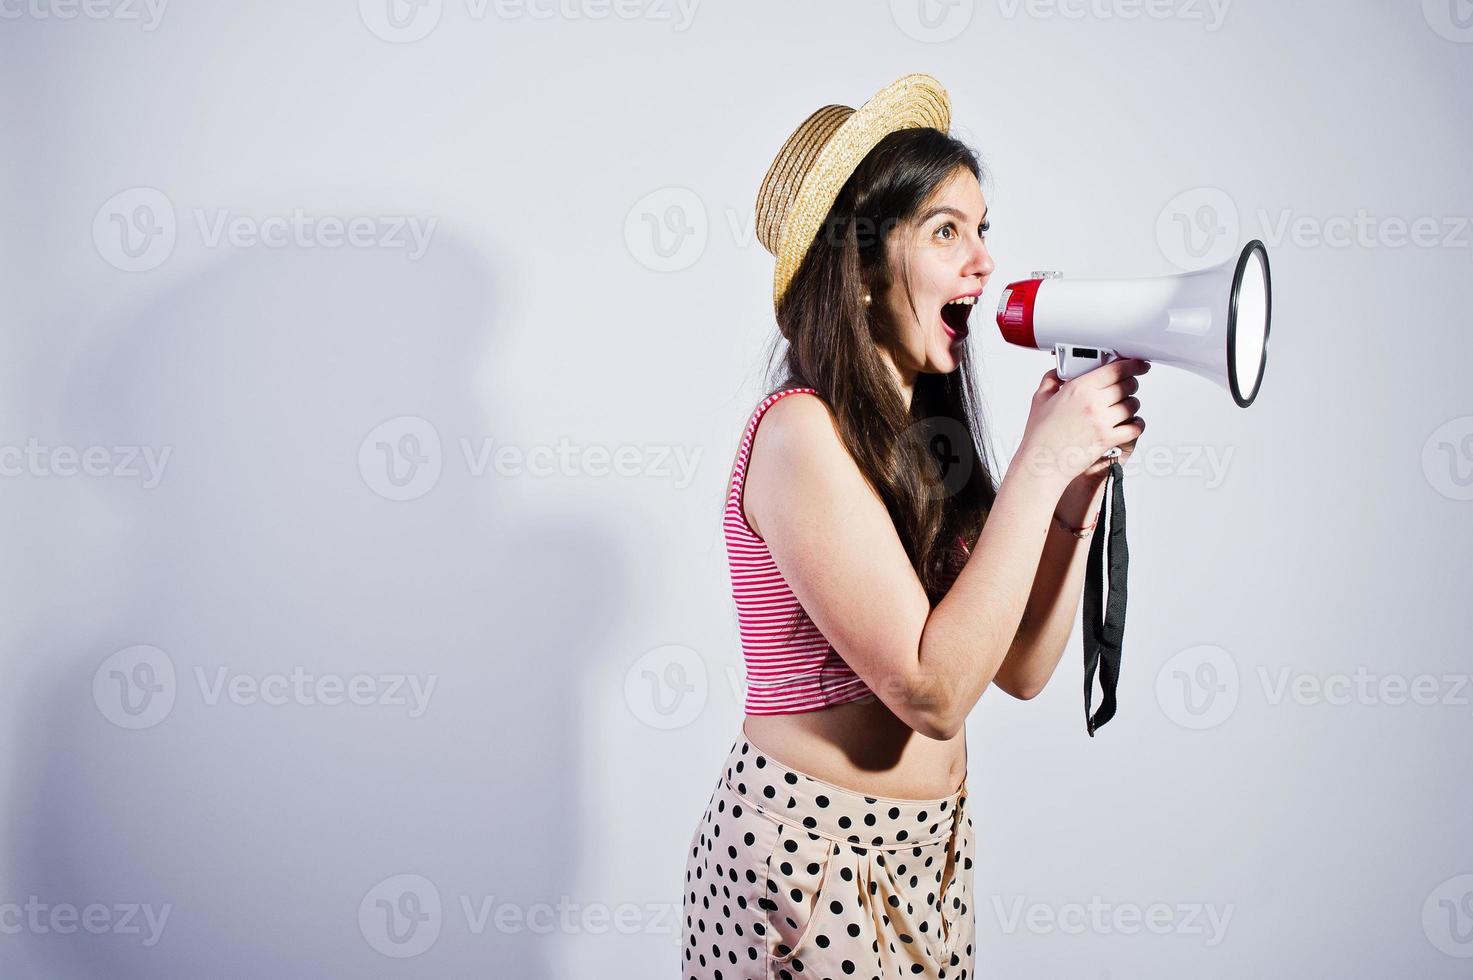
[{"xmin": 761, "ymin": 127, "xmax": 1000, "ymax": 614}]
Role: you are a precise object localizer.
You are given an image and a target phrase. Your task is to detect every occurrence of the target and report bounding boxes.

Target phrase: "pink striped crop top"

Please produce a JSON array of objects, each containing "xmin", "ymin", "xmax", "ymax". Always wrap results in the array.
[{"xmin": 724, "ymin": 387, "xmax": 972, "ymax": 715}]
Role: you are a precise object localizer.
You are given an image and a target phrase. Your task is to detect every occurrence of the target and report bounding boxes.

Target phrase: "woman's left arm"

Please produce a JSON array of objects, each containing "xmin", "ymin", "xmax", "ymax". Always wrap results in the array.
[{"xmin": 990, "ymin": 444, "xmax": 1131, "ymax": 700}]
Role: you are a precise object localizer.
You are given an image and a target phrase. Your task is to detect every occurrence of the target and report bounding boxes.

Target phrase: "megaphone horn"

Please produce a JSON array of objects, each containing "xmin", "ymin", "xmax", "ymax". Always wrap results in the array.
[{"xmin": 996, "ymin": 240, "xmax": 1272, "ymax": 408}]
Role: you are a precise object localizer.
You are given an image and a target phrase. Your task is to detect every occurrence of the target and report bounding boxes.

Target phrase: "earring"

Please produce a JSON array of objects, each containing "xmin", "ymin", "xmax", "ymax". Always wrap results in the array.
[{"xmin": 862, "ymin": 291, "xmax": 872, "ymax": 307}]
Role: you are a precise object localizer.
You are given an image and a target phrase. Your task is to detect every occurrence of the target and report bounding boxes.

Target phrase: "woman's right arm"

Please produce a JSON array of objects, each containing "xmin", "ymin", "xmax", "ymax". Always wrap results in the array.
[
  {"xmin": 743, "ymin": 361, "xmax": 1146, "ymax": 741},
  {"xmin": 911, "ymin": 462, "xmax": 1065, "ymax": 736}
]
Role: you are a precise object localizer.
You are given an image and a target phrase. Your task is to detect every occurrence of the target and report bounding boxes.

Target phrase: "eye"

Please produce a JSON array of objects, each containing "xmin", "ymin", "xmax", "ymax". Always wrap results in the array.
[
  {"xmin": 979, "ymin": 220, "xmax": 990, "ymax": 239},
  {"xmin": 934, "ymin": 221, "xmax": 957, "ymax": 241}
]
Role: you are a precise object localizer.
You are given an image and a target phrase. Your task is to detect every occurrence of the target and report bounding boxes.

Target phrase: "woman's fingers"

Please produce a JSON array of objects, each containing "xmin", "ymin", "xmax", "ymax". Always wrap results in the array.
[
  {"xmin": 1100, "ymin": 375, "xmax": 1141, "ymax": 406},
  {"xmin": 1118, "ymin": 415, "xmax": 1146, "ymax": 441},
  {"xmin": 1080, "ymin": 357, "xmax": 1150, "ymax": 389},
  {"xmin": 1108, "ymin": 396, "xmax": 1141, "ymax": 423}
]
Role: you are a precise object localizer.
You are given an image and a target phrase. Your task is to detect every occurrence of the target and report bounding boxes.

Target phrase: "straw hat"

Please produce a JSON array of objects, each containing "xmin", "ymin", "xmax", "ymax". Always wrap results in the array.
[{"xmin": 755, "ymin": 72, "xmax": 951, "ymax": 312}]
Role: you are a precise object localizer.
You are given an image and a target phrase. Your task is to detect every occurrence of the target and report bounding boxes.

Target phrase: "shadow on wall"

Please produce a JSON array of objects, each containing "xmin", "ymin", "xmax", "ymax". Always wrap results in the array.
[{"xmin": 7, "ymin": 230, "xmax": 625, "ymax": 978}]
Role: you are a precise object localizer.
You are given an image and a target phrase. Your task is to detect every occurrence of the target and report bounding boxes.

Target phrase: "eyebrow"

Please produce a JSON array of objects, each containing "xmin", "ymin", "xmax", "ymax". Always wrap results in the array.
[{"xmin": 921, "ymin": 205, "xmax": 990, "ymax": 224}]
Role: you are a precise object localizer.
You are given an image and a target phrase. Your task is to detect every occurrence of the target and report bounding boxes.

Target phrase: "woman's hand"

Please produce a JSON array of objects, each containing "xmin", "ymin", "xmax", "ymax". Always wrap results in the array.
[
  {"xmin": 1054, "ymin": 442, "xmax": 1133, "ymax": 526},
  {"xmin": 1013, "ymin": 358, "xmax": 1149, "ymax": 496}
]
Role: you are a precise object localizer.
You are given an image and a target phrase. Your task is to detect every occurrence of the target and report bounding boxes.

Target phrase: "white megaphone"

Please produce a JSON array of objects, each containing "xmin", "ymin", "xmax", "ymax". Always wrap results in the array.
[{"xmin": 996, "ymin": 240, "xmax": 1272, "ymax": 410}]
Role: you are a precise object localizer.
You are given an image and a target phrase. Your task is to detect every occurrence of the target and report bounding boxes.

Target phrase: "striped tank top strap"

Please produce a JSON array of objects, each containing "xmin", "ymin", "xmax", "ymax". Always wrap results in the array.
[{"xmin": 729, "ymin": 386, "xmax": 819, "ymax": 498}]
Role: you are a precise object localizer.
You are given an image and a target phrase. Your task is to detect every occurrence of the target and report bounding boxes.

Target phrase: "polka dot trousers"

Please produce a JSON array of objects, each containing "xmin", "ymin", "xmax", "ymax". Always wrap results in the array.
[{"xmin": 681, "ymin": 733, "xmax": 975, "ymax": 979}]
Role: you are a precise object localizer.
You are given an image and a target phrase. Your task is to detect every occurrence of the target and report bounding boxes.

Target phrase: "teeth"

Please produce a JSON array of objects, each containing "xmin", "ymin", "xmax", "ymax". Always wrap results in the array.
[{"xmin": 944, "ymin": 296, "xmax": 978, "ymax": 306}]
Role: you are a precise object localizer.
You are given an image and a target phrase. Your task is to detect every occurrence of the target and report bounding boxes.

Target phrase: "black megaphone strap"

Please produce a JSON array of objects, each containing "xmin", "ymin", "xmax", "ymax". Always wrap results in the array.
[{"xmin": 1081, "ymin": 459, "xmax": 1129, "ymax": 736}]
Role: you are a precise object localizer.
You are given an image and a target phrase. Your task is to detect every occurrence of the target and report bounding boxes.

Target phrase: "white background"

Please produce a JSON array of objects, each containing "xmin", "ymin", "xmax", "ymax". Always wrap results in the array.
[{"xmin": 2, "ymin": 0, "xmax": 1471, "ymax": 977}]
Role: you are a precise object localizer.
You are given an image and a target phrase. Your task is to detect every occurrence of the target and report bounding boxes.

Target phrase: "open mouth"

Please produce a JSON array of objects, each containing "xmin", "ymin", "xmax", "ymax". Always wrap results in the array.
[{"xmin": 940, "ymin": 294, "xmax": 976, "ymax": 339}]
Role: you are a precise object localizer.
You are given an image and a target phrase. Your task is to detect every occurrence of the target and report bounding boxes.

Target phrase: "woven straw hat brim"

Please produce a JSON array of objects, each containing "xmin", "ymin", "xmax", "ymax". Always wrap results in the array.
[{"xmin": 759, "ymin": 73, "xmax": 951, "ymax": 311}]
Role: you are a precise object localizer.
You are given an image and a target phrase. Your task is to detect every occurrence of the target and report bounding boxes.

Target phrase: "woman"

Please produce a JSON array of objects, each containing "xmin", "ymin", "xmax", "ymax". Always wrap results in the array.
[{"xmin": 680, "ymin": 73, "xmax": 1148, "ymax": 980}]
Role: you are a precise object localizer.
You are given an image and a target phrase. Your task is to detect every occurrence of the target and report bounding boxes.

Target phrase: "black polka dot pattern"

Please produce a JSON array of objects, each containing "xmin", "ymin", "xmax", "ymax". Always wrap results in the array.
[{"xmin": 681, "ymin": 735, "xmax": 976, "ymax": 978}]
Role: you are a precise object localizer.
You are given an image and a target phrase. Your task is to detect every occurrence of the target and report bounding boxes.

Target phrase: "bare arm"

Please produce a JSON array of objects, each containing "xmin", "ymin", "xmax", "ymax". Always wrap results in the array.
[
  {"xmin": 911, "ymin": 461, "xmax": 1065, "ymax": 735},
  {"xmin": 990, "ymin": 474, "xmax": 1107, "ymax": 700},
  {"xmin": 993, "ymin": 369, "xmax": 1144, "ymax": 699}
]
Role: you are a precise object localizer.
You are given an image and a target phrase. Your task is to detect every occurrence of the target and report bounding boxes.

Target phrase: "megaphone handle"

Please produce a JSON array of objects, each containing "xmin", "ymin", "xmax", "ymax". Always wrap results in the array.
[
  {"xmin": 1055, "ymin": 343, "xmax": 1119, "ymax": 382},
  {"xmin": 1055, "ymin": 345, "xmax": 1124, "ymax": 460}
]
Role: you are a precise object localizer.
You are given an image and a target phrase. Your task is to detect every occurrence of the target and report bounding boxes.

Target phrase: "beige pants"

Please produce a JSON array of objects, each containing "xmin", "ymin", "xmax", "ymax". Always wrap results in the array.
[{"xmin": 680, "ymin": 730, "xmax": 976, "ymax": 979}]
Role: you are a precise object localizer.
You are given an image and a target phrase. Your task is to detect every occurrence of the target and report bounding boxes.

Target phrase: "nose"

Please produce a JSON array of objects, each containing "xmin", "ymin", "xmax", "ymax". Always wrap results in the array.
[{"xmin": 963, "ymin": 235, "xmax": 994, "ymax": 282}]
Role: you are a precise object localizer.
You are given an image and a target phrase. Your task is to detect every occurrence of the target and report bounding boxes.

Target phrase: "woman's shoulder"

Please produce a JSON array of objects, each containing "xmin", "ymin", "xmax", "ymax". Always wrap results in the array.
[
  {"xmin": 750, "ymin": 385, "xmax": 826, "ymax": 420},
  {"xmin": 749, "ymin": 387, "xmax": 840, "ymax": 458},
  {"xmin": 743, "ymin": 388, "xmax": 860, "ymax": 535}
]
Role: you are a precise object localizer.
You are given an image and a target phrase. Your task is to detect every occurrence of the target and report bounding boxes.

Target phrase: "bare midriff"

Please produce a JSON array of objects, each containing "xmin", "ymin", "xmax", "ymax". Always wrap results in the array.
[{"xmin": 742, "ymin": 696, "xmax": 968, "ymax": 801}]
